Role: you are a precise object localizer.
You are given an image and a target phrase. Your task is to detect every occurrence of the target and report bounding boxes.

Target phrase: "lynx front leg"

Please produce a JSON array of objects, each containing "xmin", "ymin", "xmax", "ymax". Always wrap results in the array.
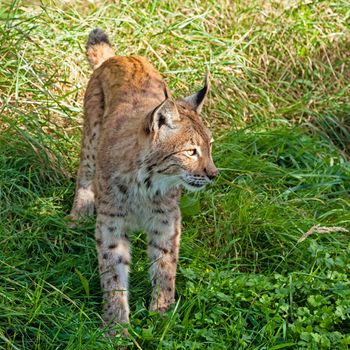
[
  {"xmin": 95, "ymin": 211, "xmax": 131, "ymax": 327},
  {"xmin": 147, "ymin": 211, "xmax": 181, "ymax": 313}
]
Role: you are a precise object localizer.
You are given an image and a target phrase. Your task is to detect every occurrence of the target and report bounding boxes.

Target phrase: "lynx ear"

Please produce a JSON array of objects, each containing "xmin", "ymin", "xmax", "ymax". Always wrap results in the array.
[
  {"xmin": 146, "ymin": 99, "xmax": 180, "ymax": 135},
  {"xmin": 182, "ymin": 73, "xmax": 210, "ymax": 114}
]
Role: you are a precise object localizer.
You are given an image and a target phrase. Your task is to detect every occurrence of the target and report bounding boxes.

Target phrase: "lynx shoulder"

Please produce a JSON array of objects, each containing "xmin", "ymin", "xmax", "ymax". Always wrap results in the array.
[{"xmin": 70, "ymin": 28, "xmax": 218, "ymax": 331}]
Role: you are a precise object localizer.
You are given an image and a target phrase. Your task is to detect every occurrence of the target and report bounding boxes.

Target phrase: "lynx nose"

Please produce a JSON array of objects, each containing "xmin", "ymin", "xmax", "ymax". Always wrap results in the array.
[{"xmin": 205, "ymin": 165, "xmax": 219, "ymax": 180}]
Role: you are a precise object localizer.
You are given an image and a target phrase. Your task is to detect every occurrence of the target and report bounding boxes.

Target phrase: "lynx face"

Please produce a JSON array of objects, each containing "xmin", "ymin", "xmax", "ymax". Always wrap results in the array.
[{"xmin": 140, "ymin": 100, "xmax": 218, "ymax": 195}]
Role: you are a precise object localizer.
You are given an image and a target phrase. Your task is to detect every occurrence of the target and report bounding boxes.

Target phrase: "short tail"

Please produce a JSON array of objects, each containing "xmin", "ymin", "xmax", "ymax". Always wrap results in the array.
[{"xmin": 86, "ymin": 28, "xmax": 114, "ymax": 70}]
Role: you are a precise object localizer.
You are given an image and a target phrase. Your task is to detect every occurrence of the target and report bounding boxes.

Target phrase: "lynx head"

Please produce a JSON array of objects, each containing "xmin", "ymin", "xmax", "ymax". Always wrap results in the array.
[{"xmin": 142, "ymin": 75, "xmax": 218, "ymax": 193}]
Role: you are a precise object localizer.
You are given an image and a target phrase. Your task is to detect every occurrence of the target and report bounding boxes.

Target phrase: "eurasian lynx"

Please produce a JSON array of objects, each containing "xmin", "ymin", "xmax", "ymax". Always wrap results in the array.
[{"xmin": 70, "ymin": 29, "xmax": 218, "ymax": 330}]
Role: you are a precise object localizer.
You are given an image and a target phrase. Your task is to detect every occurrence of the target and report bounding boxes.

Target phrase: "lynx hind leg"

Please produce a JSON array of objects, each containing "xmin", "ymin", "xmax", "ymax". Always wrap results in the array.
[
  {"xmin": 70, "ymin": 130, "xmax": 97, "ymax": 222},
  {"xmin": 147, "ymin": 211, "xmax": 181, "ymax": 313},
  {"xmin": 70, "ymin": 78, "xmax": 103, "ymax": 223},
  {"xmin": 69, "ymin": 164, "xmax": 95, "ymax": 222}
]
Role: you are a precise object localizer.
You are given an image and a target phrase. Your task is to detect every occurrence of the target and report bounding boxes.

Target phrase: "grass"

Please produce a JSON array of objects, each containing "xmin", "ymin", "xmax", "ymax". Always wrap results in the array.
[{"xmin": 1, "ymin": 0, "xmax": 350, "ymax": 349}]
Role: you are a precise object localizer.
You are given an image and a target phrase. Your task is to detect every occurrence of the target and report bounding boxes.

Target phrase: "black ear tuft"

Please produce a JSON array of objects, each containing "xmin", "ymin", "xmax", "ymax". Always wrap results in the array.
[
  {"xmin": 194, "ymin": 83, "xmax": 208, "ymax": 106},
  {"xmin": 182, "ymin": 72, "xmax": 210, "ymax": 113}
]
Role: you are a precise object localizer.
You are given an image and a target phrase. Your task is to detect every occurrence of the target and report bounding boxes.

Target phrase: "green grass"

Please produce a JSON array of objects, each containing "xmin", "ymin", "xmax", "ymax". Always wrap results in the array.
[{"xmin": 1, "ymin": 0, "xmax": 350, "ymax": 349}]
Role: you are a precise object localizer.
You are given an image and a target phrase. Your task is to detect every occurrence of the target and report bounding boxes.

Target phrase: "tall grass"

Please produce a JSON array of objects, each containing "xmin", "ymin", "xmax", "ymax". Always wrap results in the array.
[{"xmin": 1, "ymin": 1, "xmax": 349, "ymax": 349}]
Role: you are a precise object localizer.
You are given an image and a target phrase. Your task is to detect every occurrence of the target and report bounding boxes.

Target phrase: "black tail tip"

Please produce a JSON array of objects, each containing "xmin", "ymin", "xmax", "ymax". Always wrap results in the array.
[{"xmin": 86, "ymin": 28, "xmax": 110, "ymax": 47}]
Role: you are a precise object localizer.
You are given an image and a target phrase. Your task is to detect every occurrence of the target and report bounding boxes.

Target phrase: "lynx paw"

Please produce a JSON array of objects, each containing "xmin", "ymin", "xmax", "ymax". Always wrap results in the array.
[
  {"xmin": 150, "ymin": 299, "xmax": 174, "ymax": 314},
  {"xmin": 101, "ymin": 321, "xmax": 129, "ymax": 338}
]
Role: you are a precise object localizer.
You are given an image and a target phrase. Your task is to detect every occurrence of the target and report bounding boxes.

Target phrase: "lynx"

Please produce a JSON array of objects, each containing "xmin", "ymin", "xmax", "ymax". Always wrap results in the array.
[{"xmin": 70, "ymin": 28, "xmax": 218, "ymax": 330}]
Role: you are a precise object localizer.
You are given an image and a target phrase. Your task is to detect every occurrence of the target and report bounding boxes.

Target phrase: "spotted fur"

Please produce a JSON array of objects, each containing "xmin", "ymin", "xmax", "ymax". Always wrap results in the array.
[{"xmin": 70, "ymin": 29, "xmax": 218, "ymax": 331}]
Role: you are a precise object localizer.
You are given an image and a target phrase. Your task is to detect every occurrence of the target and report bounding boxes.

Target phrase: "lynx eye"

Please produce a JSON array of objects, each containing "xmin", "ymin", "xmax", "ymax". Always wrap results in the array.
[{"xmin": 185, "ymin": 149, "xmax": 198, "ymax": 157}]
